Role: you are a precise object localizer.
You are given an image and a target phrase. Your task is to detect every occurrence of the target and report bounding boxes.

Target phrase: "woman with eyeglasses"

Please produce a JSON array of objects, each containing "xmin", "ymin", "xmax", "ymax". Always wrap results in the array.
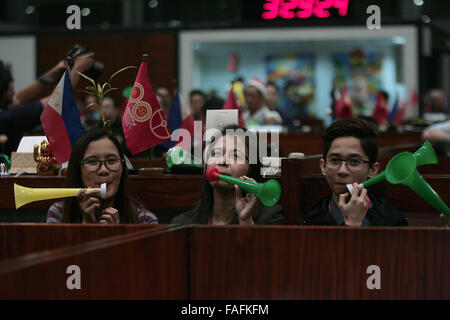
[
  {"xmin": 46, "ymin": 129, "xmax": 157, "ymax": 224},
  {"xmin": 171, "ymin": 125, "xmax": 284, "ymax": 225},
  {"xmin": 297, "ymin": 119, "xmax": 408, "ymax": 226}
]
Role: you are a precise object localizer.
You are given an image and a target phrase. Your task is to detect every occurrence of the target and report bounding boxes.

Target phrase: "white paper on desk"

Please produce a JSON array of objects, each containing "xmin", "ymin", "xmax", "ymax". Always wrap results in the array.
[
  {"xmin": 205, "ymin": 109, "xmax": 238, "ymax": 143},
  {"xmin": 16, "ymin": 136, "xmax": 48, "ymax": 153}
]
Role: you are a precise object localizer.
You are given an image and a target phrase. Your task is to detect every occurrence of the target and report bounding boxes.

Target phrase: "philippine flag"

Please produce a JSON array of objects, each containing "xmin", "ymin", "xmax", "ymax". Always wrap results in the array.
[{"xmin": 40, "ymin": 69, "xmax": 83, "ymax": 164}]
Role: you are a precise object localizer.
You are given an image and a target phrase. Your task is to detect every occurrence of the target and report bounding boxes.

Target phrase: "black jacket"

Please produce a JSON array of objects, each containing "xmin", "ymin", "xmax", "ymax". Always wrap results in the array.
[
  {"xmin": 171, "ymin": 202, "xmax": 285, "ymax": 225},
  {"xmin": 297, "ymin": 193, "xmax": 409, "ymax": 226}
]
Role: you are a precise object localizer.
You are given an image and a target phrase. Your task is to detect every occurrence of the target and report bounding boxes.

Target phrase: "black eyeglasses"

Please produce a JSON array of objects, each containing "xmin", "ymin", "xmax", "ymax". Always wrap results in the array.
[
  {"xmin": 81, "ymin": 158, "xmax": 124, "ymax": 172},
  {"xmin": 325, "ymin": 157, "xmax": 370, "ymax": 172}
]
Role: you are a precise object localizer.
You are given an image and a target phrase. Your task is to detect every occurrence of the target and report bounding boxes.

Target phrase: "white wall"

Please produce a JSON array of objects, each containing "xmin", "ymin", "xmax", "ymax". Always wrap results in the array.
[
  {"xmin": 180, "ymin": 26, "xmax": 419, "ymax": 121},
  {"xmin": 0, "ymin": 36, "xmax": 36, "ymax": 92},
  {"xmin": 192, "ymin": 43, "xmax": 398, "ymax": 125}
]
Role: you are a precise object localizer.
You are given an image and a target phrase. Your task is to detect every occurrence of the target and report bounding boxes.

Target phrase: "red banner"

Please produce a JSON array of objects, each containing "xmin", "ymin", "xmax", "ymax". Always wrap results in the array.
[{"xmin": 122, "ymin": 60, "xmax": 171, "ymax": 155}]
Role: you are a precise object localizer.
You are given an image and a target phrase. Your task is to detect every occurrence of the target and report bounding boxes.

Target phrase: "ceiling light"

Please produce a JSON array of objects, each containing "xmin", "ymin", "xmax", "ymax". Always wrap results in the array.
[{"xmin": 81, "ymin": 8, "xmax": 91, "ymax": 16}]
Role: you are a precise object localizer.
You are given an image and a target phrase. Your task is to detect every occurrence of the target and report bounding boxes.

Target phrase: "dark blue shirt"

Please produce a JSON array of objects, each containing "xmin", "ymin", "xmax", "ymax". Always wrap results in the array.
[{"xmin": 0, "ymin": 101, "xmax": 43, "ymax": 155}]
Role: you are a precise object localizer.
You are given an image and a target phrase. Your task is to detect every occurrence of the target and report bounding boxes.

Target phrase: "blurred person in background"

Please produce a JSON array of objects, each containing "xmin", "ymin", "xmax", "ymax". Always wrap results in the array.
[
  {"xmin": 243, "ymin": 78, "xmax": 281, "ymax": 126},
  {"xmin": 0, "ymin": 53, "xmax": 94, "ymax": 155},
  {"xmin": 266, "ymin": 81, "xmax": 294, "ymax": 127},
  {"xmin": 154, "ymin": 84, "xmax": 172, "ymax": 119}
]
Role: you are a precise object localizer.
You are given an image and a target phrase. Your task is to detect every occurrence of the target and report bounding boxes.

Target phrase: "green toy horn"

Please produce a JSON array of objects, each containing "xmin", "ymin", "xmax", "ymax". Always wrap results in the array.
[
  {"xmin": 348, "ymin": 140, "xmax": 438, "ymax": 191},
  {"xmin": 346, "ymin": 141, "xmax": 449, "ymax": 218},
  {"xmin": 385, "ymin": 152, "xmax": 449, "ymax": 217},
  {"xmin": 361, "ymin": 140, "xmax": 438, "ymax": 189},
  {"xmin": 166, "ymin": 146, "xmax": 202, "ymax": 168},
  {"xmin": 205, "ymin": 167, "xmax": 281, "ymax": 207}
]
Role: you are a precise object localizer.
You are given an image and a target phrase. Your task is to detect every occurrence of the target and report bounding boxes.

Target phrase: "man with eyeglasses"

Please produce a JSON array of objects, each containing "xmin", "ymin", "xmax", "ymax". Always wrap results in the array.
[{"xmin": 297, "ymin": 119, "xmax": 409, "ymax": 226}]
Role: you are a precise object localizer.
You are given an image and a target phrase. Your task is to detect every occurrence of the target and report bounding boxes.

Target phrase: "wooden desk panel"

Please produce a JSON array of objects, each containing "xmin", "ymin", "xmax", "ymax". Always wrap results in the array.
[
  {"xmin": 190, "ymin": 226, "xmax": 449, "ymax": 299},
  {"xmin": 130, "ymin": 157, "xmax": 168, "ymax": 169},
  {"xmin": 0, "ymin": 224, "xmax": 157, "ymax": 260},
  {"xmin": 0, "ymin": 225, "xmax": 447, "ymax": 300},
  {"xmin": 416, "ymin": 157, "xmax": 450, "ymax": 174},
  {"xmin": 129, "ymin": 175, "xmax": 203, "ymax": 218},
  {"xmin": 0, "ymin": 225, "xmax": 188, "ymax": 299}
]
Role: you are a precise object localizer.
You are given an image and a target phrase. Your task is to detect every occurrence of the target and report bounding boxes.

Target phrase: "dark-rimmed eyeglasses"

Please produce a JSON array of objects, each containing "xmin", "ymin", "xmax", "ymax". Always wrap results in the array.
[
  {"xmin": 81, "ymin": 158, "xmax": 124, "ymax": 172},
  {"xmin": 325, "ymin": 157, "xmax": 370, "ymax": 172}
]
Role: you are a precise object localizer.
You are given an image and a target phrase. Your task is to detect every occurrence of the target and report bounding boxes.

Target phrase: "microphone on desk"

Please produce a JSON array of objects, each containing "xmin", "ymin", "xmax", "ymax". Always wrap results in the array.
[
  {"xmin": 14, "ymin": 183, "xmax": 107, "ymax": 209},
  {"xmin": 346, "ymin": 140, "xmax": 449, "ymax": 218},
  {"xmin": 205, "ymin": 166, "xmax": 281, "ymax": 207}
]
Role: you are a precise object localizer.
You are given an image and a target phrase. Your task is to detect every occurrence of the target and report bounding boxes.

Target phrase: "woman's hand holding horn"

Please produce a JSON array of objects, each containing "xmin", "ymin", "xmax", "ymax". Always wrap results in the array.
[{"xmin": 235, "ymin": 176, "xmax": 258, "ymax": 225}]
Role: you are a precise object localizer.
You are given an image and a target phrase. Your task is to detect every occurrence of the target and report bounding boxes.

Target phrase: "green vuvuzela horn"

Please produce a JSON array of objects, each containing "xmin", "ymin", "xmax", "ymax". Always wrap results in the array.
[
  {"xmin": 205, "ymin": 166, "xmax": 281, "ymax": 207},
  {"xmin": 346, "ymin": 141, "xmax": 449, "ymax": 217},
  {"xmin": 347, "ymin": 140, "xmax": 438, "ymax": 193},
  {"xmin": 166, "ymin": 146, "xmax": 202, "ymax": 168}
]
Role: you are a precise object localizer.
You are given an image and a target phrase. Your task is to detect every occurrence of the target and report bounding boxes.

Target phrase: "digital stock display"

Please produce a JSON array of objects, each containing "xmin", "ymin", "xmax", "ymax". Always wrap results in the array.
[{"xmin": 262, "ymin": 0, "xmax": 350, "ymax": 20}]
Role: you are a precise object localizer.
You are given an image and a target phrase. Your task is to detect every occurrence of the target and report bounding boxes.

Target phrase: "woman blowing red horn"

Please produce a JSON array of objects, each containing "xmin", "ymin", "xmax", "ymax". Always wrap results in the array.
[{"xmin": 171, "ymin": 125, "xmax": 284, "ymax": 225}]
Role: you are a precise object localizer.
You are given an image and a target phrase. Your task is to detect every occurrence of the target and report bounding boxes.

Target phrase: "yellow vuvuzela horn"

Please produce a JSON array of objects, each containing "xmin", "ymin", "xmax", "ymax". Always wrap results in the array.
[{"xmin": 14, "ymin": 183, "xmax": 107, "ymax": 209}]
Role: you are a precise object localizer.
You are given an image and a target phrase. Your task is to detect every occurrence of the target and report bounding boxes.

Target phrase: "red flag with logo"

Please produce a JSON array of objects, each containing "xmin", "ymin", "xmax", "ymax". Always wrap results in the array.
[
  {"xmin": 122, "ymin": 60, "xmax": 171, "ymax": 155},
  {"xmin": 223, "ymin": 87, "xmax": 246, "ymax": 128}
]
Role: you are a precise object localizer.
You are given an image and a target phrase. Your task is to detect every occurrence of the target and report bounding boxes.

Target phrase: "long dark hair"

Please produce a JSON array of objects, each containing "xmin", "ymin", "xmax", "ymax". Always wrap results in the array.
[
  {"xmin": 193, "ymin": 125, "xmax": 263, "ymax": 223},
  {"xmin": 62, "ymin": 129, "xmax": 138, "ymax": 223}
]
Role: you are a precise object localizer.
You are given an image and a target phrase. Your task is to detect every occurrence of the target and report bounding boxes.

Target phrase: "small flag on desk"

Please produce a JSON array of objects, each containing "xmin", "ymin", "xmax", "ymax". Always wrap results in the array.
[
  {"xmin": 161, "ymin": 91, "xmax": 187, "ymax": 149},
  {"xmin": 122, "ymin": 58, "xmax": 171, "ymax": 155},
  {"xmin": 387, "ymin": 96, "xmax": 399, "ymax": 125},
  {"xmin": 40, "ymin": 69, "xmax": 83, "ymax": 164}
]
